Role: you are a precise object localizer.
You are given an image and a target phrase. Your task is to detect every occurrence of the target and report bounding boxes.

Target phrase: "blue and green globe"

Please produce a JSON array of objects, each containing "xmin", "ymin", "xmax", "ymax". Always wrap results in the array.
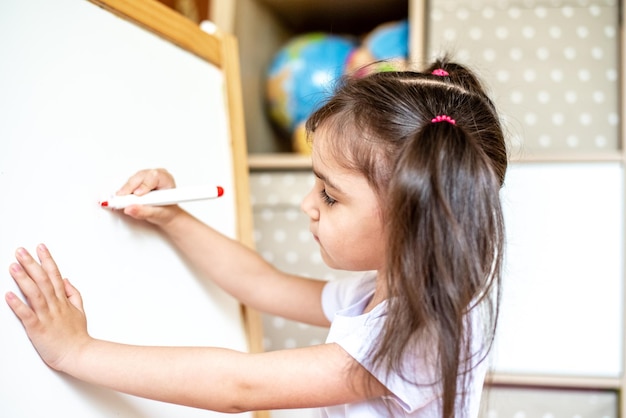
[
  {"xmin": 266, "ymin": 32, "xmax": 356, "ymax": 140},
  {"xmin": 345, "ymin": 19, "xmax": 409, "ymax": 77}
]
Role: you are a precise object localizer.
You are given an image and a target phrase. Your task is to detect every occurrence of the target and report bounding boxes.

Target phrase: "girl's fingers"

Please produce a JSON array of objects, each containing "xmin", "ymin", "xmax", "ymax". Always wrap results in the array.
[
  {"xmin": 8, "ymin": 261, "xmax": 48, "ymax": 313},
  {"xmin": 117, "ymin": 168, "xmax": 174, "ymax": 196},
  {"xmin": 36, "ymin": 244, "xmax": 66, "ymax": 300},
  {"xmin": 63, "ymin": 279, "xmax": 84, "ymax": 313},
  {"xmin": 11, "ymin": 245, "xmax": 67, "ymax": 312},
  {"xmin": 15, "ymin": 247, "xmax": 57, "ymax": 300},
  {"xmin": 135, "ymin": 169, "xmax": 166, "ymax": 194},
  {"xmin": 7, "ymin": 253, "xmax": 90, "ymax": 370},
  {"xmin": 5, "ymin": 290, "xmax": 37, "ymax": 327},
  {"xmin": 116, "ymin": 171, "xmax": 146, "ymax": 196}
]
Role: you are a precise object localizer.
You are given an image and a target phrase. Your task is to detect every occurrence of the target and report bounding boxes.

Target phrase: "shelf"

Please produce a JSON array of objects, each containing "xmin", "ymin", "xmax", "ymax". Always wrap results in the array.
[
  {"xmin": 231, "ymin": 0, "xmax": 412, "ymax": 155},
  {"xmin": 247, "ymin": 150, "xmax": 625, "ymax": 171},
  {"xmin": 487, "ymin": 373, "xmax": 622, "ymax": 391},
  {"xmin": 248, "ymin": 153, "xmax": 312, "ymax": 170},
  {"xmin": 255, "ymin": 0, "xmax": 408, "ymax": 33},
  {"xmin": 509, "ymin": 151, "xmax": 625, "ymax": 164}
]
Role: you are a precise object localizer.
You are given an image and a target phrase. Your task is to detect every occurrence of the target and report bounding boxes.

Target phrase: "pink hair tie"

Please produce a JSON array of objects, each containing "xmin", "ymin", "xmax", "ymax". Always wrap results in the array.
[
  {"xmin": 432, "ymin": 68, "xmax": 449, "ymax": 76},
  {"xmin": 431, "ymin": 115, "xmax": 456, "ymax": 125}
]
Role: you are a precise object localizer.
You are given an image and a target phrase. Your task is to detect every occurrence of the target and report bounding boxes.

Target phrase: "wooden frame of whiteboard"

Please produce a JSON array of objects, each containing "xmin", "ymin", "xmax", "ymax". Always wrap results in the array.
[{"xmin": 88, "ymin": 0, "xmax": 267, "ymax": 416}]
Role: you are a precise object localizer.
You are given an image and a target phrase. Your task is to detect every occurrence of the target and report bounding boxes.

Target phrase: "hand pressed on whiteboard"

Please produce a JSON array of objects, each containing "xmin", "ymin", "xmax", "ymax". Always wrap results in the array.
[
  {"xmin": 5, "ymin": 244, "xmax": 92, "ymax": 372},
  {"xmin": 114, "ymin": 168, "xmax": 184, "ymax": 226}
]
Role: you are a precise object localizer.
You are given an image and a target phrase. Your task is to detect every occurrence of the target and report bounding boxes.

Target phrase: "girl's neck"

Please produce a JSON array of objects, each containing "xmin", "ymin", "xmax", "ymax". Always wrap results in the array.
[{"xmin": 364, "ymin": 273, "xmax": 388, "ymax": 313}]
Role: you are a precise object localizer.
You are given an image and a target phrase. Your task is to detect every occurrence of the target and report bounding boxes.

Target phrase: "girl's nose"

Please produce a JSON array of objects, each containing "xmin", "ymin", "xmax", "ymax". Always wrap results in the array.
[{"xmin": 300, "ymin": 188, "xmax": 319, "ymax": 221}]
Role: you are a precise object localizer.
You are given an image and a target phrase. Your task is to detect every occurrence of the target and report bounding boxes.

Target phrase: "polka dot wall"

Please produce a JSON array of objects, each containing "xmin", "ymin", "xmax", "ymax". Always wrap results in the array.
[{"xmin": 428, "ymin": 0, "xmax": 620, "ymax": 158}]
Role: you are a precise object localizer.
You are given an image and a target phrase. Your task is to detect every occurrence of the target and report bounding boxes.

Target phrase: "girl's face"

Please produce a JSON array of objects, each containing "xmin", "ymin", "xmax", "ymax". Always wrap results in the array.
[{"xmin": 301, "ymin": 130, "xmax": 386, "ymax": 272}]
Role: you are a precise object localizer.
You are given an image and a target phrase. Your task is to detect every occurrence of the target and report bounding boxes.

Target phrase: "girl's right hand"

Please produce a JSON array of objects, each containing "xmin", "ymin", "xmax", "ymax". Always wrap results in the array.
[
  {"xmin": 6, "ymin": 244, "xmax": 91, "ymax": 373},
  {"xmin": 115, "ymin": 168, "xmax": 184, "ymax": 226}
]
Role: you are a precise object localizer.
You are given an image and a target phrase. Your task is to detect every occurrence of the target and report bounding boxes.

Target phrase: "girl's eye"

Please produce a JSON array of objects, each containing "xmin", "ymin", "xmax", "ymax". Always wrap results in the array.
[{"xmin": 320, "ymin": 189, "xmax": 337, "ymax": 206}]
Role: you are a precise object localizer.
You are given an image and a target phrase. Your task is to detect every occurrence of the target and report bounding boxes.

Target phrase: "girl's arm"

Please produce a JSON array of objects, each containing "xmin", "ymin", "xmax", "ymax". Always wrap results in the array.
[
  {"xmin": 116, "ymin": 168, "xmax": 329, "ymax": 327},
  {"xmin": 52, "ymin": 341, "xmax": 381, "ymax": 412},
  {"xmin": 5, "ymin": 245, "xmax": 387, "ymax": 412},
  {"xmin": 151, "ymin": 208, "xmax": 328, "ymax": 326}
]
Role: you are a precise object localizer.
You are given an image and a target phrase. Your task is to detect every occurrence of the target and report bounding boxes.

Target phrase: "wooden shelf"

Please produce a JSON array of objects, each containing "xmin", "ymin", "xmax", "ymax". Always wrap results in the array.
[
  {"xmin": 154, "ymin": 0, "xmax": 209, "ymax": 23},
  {"xmin": 248, "ymin": 153, "xmax": 312, "ymax": 170},
  {"xmin": 509, "ymin": 151, "xmax": 624, "ymax": 164},
  {"xmin": 247, "ymin": 150, "xmax": 625, "ymax": 170},
  {"xmin": 225, "ymin": 0, "xmax": 412, "ymax": 155},
  {"xmin": 487, "ymin": 373, "xmax": 622, "ymax": 391},
  {"xmin": 255, "ymin": 0, "xmax": 408, "ymax": 33}
]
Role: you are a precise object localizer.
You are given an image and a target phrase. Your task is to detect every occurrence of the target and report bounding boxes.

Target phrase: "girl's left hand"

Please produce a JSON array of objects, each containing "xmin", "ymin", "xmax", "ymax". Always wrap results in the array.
[{"xmin": 5, "ymin": 244, "xmax": 92, "ymax": 372}]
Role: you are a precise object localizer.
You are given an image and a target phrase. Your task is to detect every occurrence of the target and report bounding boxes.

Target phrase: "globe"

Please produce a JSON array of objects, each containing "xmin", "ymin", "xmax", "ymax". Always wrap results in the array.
[
  {"xmin": 266, "ymin": 32, "xmax": 356, "ymax": 139},
  {"xmin": 345, "ymin": 19, "xmax": 409, "ymax": 77}
]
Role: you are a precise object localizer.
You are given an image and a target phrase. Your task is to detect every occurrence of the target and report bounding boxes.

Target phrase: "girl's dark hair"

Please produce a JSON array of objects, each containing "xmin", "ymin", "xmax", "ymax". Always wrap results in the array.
[{"xmin": 306, "ymin": 57, "xmax": 507, "ymax": 417}]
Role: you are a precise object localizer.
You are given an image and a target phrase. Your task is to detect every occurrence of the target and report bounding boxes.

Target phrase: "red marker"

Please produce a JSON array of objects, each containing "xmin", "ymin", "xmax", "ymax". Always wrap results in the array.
[{"xmin": 100, "ymin": 185, "xmax": 224, "ymax": 209}]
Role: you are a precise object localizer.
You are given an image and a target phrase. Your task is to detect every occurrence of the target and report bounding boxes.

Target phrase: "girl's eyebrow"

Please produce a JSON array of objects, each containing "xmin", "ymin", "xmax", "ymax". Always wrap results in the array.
[{"xmin": 312, "ymin": 167, "xmax": 344, "ymax": 194}]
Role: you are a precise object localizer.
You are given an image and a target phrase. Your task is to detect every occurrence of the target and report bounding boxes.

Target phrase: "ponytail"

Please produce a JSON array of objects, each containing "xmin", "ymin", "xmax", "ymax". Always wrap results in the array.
[{"xmin": 378, "ymin": 114, "xmax": 504, "ymax": 416}]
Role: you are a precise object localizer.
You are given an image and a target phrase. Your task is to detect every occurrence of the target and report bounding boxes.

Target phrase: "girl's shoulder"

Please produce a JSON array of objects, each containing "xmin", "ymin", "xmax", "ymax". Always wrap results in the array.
[{"xmin": 321, "ymin": 272, "xmax": 377, "ymax": 321}]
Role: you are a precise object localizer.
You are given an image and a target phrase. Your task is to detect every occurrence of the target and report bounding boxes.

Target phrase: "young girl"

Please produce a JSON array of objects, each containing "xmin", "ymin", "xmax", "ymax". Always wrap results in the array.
[{"xmin": 6, "ymin": 58, "xmax": 507, "ymax": 417}]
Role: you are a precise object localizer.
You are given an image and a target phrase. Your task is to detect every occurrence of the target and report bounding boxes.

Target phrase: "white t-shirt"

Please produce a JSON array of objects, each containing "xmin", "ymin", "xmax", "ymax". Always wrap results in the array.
[{"xmin": 319, "ymin": 273, "xmax": 489, "ymax": 417}]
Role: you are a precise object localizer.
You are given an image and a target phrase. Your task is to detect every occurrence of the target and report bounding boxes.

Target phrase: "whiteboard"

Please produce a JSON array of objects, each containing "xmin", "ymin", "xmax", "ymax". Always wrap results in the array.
[
  {"xmin": 0, "ymin": 0, "xmax": 253, "ymax": 416},
  {"xmin": 493, "ymin": 162, "xmax": 624, "ymax": 377}
]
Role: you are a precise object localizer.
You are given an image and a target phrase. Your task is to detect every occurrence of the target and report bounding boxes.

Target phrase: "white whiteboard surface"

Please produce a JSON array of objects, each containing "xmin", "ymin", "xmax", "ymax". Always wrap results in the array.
[
  {"xmin": 0, "ymin": 0, "xmax": 251, "ymax": 416},
  {"xmin": 493, "ymin": 162, "xmax": 624, "ymax": 377}
]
